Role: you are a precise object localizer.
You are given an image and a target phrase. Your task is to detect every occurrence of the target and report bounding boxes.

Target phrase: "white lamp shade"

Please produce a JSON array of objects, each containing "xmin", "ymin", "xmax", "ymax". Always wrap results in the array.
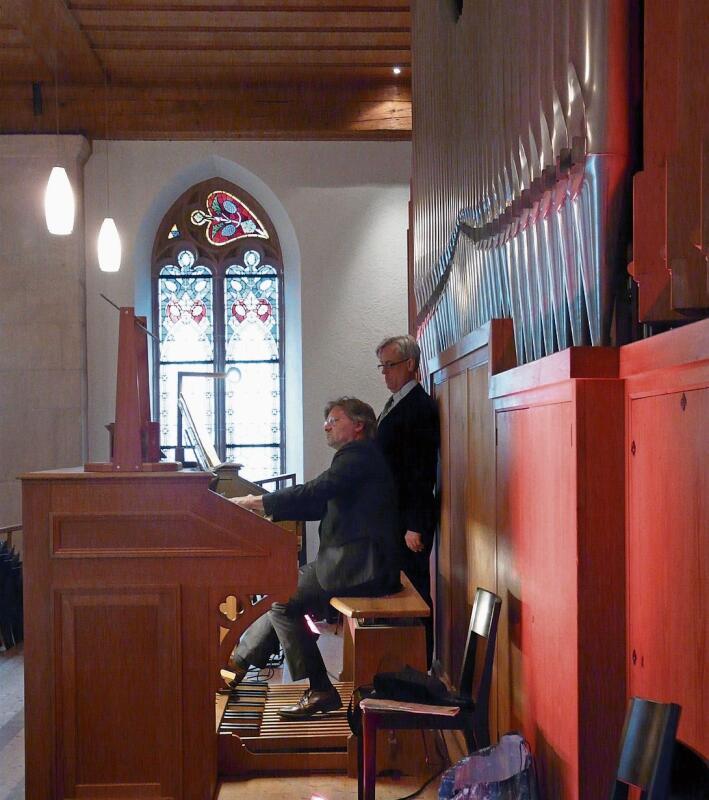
[
  {"xmin": 44, "ymin": 166, "xmax": 75, "ymax": 235},
  {"xmin": 97, "ymin": 217, "xmax": 122, "ymax": 272}
]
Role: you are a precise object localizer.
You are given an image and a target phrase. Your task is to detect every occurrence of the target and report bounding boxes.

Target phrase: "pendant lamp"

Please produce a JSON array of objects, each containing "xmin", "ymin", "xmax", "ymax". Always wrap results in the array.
[
  {"xmin": 45, "ymin": 4, "xmax": 75, "ymax": 237},
  {"xmin": 45, "ymin": 166, "xmax": 75, "ymax": 235},
  {"xmin": 98, "ymin": 76, "xmax": 122, "ymax": 272},
  {"xmin": 98, "ymin": 216, "xmax": 121, "ymax": 272}
]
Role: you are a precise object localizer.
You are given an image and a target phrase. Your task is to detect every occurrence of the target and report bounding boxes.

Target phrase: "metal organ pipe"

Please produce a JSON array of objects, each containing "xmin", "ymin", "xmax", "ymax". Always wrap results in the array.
[{"xmin": 412, "ymin": 0, "xmax": 631, "ymax": 371}]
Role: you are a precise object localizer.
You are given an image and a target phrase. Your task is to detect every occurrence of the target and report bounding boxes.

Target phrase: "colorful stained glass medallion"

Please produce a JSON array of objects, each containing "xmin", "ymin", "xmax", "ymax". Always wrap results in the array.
[
  {"xmin": 190, "ymin": 191, "xmax": 269, "ymax": 246},
  {"xmin": 225, "ymin": 262, "xmax": 279, "ymax": 362},
  {"xmin": 168, "ymin": 224, "xmax": 181, "ymax": 239},
  {"xmin": 158, "ymin": 261, "xmax": 214, "ymax": 363}
]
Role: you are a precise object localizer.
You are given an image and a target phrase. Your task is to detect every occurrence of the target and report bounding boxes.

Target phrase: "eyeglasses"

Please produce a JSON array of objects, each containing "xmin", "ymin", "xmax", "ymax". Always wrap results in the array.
[
  {"xmin": 324, "ymin": 416, "xmax": 343, "ymax": 426},
  {"xmin": 377, "ymin": 358, "xmax": 408, "ymax": 372}
]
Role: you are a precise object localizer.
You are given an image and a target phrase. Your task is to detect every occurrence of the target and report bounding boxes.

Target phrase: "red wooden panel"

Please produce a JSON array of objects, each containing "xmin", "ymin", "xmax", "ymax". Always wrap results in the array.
[
  {"xmin": 496, "ymin": 401, "xmax": 579, "ymax": 799},
  {"xmin": 575, "ymin": 380, "xmax": 627, "ymax": 796},
  {"xmin": 619, "ymin": 318, "xmax": 709, "ymax": 378},
  {"xmin": 627, "ymin": 387, "xmax": 708, "ymax": 754}
]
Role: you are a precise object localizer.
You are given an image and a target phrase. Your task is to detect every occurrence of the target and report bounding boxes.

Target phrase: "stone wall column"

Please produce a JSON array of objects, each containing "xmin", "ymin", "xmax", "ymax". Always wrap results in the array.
[{"xmin": 0, "ymin": 134, "xmax": 90, "ymax": 526}]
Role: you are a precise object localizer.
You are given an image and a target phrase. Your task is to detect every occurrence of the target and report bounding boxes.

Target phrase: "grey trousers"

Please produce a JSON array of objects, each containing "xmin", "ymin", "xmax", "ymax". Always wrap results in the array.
[{"xmin": 235, "ymin": 562, "xmax": 330, "ymax": 683}]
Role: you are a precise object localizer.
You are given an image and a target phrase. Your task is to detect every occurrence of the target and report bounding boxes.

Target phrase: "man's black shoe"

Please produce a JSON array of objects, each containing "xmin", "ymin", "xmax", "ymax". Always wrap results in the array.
[{"xmin": 278, "ymin": 687, "xmax": 342, "ymax": 720}]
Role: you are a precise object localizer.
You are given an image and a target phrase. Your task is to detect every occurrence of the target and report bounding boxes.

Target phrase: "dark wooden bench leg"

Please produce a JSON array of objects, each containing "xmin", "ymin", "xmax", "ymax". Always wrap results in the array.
[
  {"xmin": 362, "ymin": 709, "xmax": 378, "ymax": 800},
  {"xmin": 357, "ymin": 727, "xmax": 364, "ymax": 800}
]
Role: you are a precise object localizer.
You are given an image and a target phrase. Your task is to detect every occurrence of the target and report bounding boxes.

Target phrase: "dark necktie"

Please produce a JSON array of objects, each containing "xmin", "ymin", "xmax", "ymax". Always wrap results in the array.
[{"xmin": 379, "ymin": 396, "xmax": 395, "ymax": 422}]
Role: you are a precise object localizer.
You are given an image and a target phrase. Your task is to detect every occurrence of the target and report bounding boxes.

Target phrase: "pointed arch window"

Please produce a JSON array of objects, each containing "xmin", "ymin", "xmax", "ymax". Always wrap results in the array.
[{"xmin": 152, "ymin": 179, "xmax": 284, "ymax": 480}]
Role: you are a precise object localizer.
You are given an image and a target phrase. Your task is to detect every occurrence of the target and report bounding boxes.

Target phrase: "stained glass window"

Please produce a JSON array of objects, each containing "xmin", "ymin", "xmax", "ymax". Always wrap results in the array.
[
  {"xmin": 152, "ymin": 179, "xmax": 284, "ymax": 480},
  {"xmin": 225, "ymin": 252, "xmax": 281, "ymax": 473}
]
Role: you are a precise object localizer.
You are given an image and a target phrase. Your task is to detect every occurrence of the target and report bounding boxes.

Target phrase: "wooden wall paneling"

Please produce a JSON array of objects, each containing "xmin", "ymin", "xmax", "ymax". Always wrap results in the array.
[
  {"xmin": 622, "ymin": 321, "xmax": 708, "ymax": 757},
  {"xmin": 446, "ymin": 369, "xmax": 469, "ymax": 680},
  {"xmin": 627, "ymin": 383, "xmax": 708, "ymax": 754},
  {"xmin": 182, "ymin": 582, "xmax": 217, "ymax": 800},
  {"xmin": 434, "ymin": 379, "xmax": 451, "ymax": 675},
  {"xmin": 429, "ymin": 321, "xmax": 514, "ymax": 738},
  {"xmin": 465, "ymin": 363, "xmax": 498, "ymax": 739},
  {"xmin": 56, "ymin": 587, "xmax": 181, "ymax": 799},
  {"xmin": 465, "ymin": 365, "xmax": 496, "ymax": 601},
  {"xmin": 492, "ymin": 350, "xmax": 627, "ymax": 800},
  {"xmin": 619, "ymin": 317, "xmax": 709, "ymax": 384},
  {"xmin": 664, "ymin": 0, "xmax": 708, "ymax": 314},
  {"xmin": 630, "ymin": 0, "xmax": 709, "ymax": 319},
  {"xmin": 574, "ymin": 379, "xmax": 626, "ymax": 798},
  {"xmin": 427, "ymin": 320, "xmax": 517, "ymax": 380},
  {"xmin": 22, "ymin": 482, "xmax": 53, "ymax": 800},
  {"xmin": 496, "ymin": 399, "xmax": 579, "ymax": 798},
  {"xmin": 494, "ymin": 407, "xmax": 524, "ymax": 738}
]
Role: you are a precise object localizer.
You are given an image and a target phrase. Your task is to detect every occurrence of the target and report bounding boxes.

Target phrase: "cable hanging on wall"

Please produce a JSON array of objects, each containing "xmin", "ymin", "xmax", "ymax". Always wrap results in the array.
[
  {"xmin": 44, "ymin": 0, "xmax": 75, "ymax": 236},
  {"xmin": 97, "ymin": 72, "xmax": 122, "ymax": 272}
]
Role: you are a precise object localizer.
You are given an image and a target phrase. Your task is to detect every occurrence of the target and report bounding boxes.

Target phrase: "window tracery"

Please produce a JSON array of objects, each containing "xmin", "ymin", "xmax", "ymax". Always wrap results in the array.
[{"xmin": 152, "ymin": 179, "xmax": 284, "ymax": 479}]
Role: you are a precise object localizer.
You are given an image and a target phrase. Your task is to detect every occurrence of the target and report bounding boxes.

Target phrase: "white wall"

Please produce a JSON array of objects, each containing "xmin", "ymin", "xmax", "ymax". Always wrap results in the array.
[
  {"xmin": 83, "ymin": 140, "xmax": 411, "ymax": 540},
  {"xmin": 0, "ymin": 135, "xmax": 90, "ymax": 525}
]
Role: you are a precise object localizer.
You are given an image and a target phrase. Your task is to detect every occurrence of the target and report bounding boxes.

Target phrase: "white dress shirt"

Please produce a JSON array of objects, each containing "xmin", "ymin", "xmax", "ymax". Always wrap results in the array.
[{"xmin": 378, "ymin": 379, "xmax": 418, "ymax": 422}]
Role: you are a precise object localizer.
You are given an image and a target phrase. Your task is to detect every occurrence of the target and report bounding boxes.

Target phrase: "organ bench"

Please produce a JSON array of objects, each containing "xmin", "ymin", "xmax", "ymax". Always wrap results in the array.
[{"xmin": 331, "ymin": 573, "xmax": 430, "ymax": 776}]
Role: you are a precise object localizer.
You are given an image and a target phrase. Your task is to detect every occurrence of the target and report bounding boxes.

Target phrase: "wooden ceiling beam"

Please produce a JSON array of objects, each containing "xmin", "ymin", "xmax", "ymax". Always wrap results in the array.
[
  {"xmin": 0, "ymin": 81, "xmax": 411, "ymax": 140},
  {"xmin": 75, "ymin": 10, "xmax": 410, "ymax": 31},
  {"xmin": 70, "ymin": 0, "xmax": 409, "ymax": 9},
  {"xmin": 0, "ymin": 0, "xmax": 104, "ymax": 83},
  {"xmin": 94, "ymin": 66, "xmax": 409, "ymax": 83},
  {"xmin": 0, "ymin": 81, "xmax": 411, "ymax": 103},
  {"xmin": 86, "ymin": 30, "xmax": 410, "ymax": 50},
  {"xmin": 100, "ymin": 49, "xmax": 411, "ymax": 68}
]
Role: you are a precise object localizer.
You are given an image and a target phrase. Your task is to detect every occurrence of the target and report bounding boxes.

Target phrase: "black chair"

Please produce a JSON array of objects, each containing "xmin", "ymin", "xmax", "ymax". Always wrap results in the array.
[
  {"xmin": 611, "ymin": 697, "xmax": 682, "ymax": 799},
  {"xmin": 359, "ymin": 586, "xmax": 502, "ymax": 800},
  {"xmin": 669, "ymin": 740, "xmax": 708, "ymax": 800}
]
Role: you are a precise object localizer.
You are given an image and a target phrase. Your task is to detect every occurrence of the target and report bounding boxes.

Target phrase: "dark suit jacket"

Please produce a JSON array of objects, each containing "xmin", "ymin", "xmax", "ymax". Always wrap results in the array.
[
  {"xmin": 262, "ymin": 439, "xmax": 400, "ymax": 593},
  {"xmin": 376, "ymin": 383, "xmax": 440, "ymax": 543}
]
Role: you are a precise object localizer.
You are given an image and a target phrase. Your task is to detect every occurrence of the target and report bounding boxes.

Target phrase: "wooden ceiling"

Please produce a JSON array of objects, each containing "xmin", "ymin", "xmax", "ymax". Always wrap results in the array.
[{"xmin": 0, "ymin": 0, "xmax": 411, "ymax": 140}]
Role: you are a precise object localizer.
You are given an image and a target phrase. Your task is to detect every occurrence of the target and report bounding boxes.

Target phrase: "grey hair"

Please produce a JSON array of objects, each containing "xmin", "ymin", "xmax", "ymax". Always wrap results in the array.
[
  {"xmin": 376, "ymin": 334, "xmax": 421, "ymax": 369},
  {"xmin": 323, "ymin": 397, "xmax": 377, "ymax": 440}
]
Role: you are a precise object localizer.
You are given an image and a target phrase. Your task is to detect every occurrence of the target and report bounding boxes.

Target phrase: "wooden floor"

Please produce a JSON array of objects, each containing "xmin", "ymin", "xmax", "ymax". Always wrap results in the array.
[
  {"xmin": 0, "ymin": 626, "xmax": 444, "ymax": 800},
  {"xmin": 0, "ymin": 645, "xmax": 24, "ymax": 800}
]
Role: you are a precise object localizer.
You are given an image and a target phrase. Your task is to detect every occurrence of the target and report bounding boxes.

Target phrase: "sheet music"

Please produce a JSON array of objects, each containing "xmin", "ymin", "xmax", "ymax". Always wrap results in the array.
[{"xmin": 360, "ymin": 698, "xmax": 460, "ymax": 715}]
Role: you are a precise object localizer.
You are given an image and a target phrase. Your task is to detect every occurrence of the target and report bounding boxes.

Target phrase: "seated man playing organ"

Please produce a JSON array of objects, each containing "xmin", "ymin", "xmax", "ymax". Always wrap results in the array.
[{"xmin": 223, "ymin": 397, "xmax": 401, "ymax": 719}]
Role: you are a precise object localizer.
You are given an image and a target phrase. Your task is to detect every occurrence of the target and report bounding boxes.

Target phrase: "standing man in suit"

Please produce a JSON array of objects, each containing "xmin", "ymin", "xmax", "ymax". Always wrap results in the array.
[
  {"xmin": 222, "ymin": 397, "xmax": 400, "ymax": 719},
  {"xmin": 376, "ymin": 335, "xmax": 440, "ymax": 666}
]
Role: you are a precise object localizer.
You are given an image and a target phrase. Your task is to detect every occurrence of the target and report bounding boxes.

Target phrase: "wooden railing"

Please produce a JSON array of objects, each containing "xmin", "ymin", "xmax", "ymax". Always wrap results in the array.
[
  {"xmin": 253, "ymin": 472, "xmax": 297, "ymax": 492},
  {"xmin": 0, "ymin": 522, "xmax": 23, "ymax": 650},
  {"xmin": 0, "ymin": 522, "xmax": 22, "ymax": 555}
]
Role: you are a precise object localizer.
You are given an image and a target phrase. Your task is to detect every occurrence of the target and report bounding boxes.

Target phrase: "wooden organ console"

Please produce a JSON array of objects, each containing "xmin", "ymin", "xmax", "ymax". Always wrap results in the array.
[{"xmin": 21, "ymin": 468, "xmax": 297, "ymax": 800}]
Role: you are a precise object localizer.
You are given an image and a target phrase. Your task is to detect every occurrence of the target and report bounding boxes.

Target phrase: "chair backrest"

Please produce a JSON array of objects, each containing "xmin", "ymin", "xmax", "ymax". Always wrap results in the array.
[
  {"xmin": 457, "ymin": 587, "xmax": 502, "ymax": 712},
  {"xmin": 669, "ymin": 740, "xmax": 709, "ymax": 799},
  {"xmin": 611, "ymin": 697, "xmax": 681, "ymax": 800}
]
